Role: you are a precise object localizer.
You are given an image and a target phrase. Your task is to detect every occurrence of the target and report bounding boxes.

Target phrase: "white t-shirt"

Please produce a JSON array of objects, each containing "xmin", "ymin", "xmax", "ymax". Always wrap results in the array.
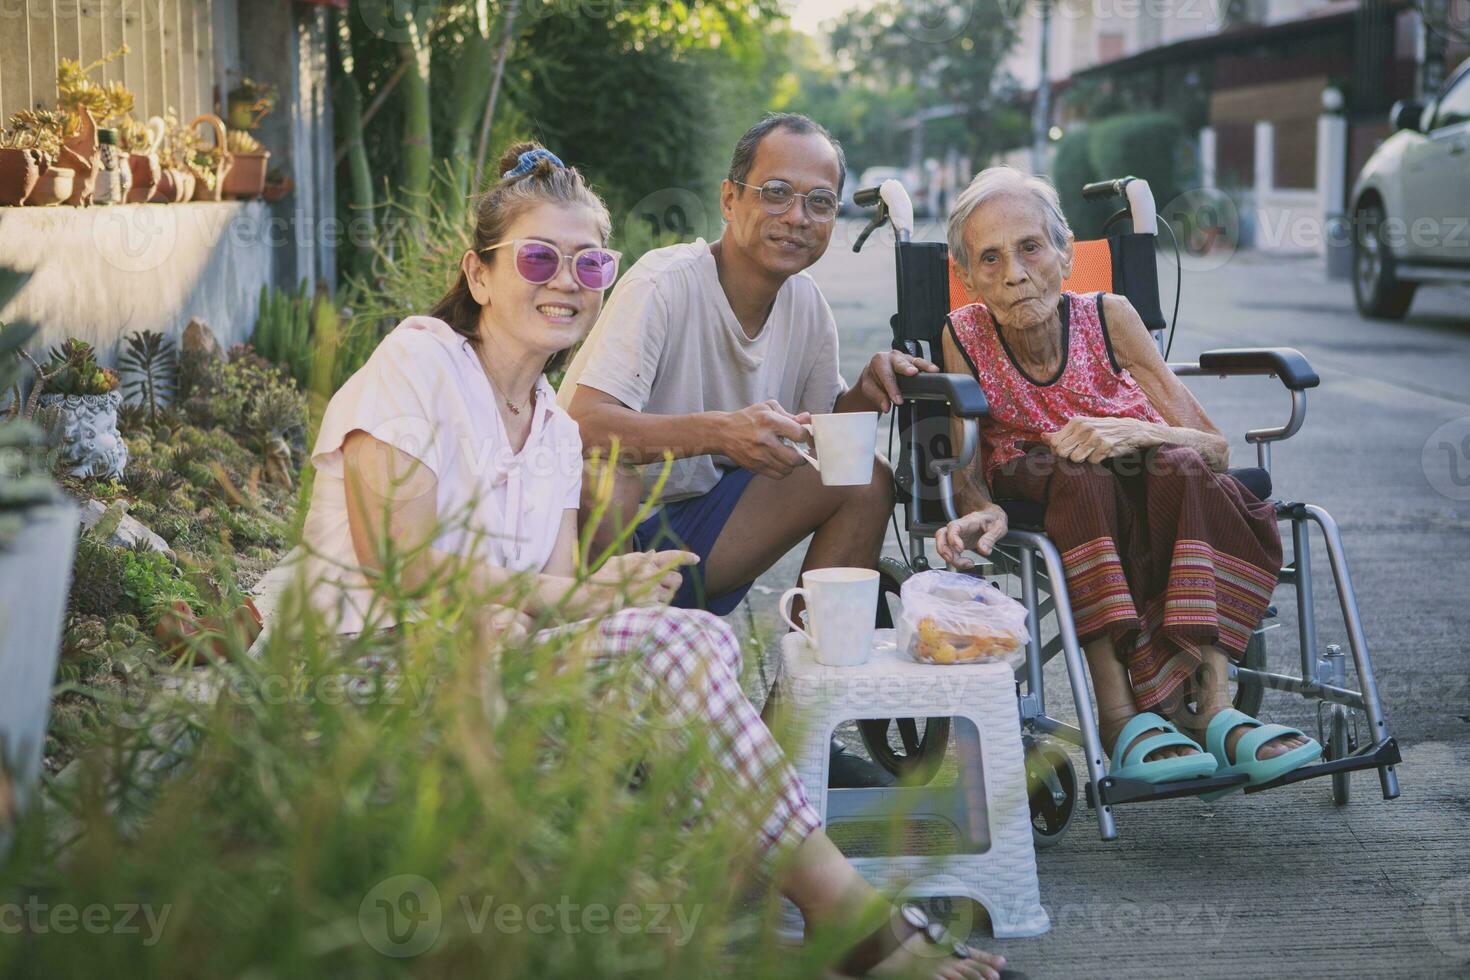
[
  {"xmin": 297, "ymin": 315, "xmax": 583, "ymax": 634},
  {"xmin": 556, "ymin": 239, "xmax": 846, "ymax": 503}
]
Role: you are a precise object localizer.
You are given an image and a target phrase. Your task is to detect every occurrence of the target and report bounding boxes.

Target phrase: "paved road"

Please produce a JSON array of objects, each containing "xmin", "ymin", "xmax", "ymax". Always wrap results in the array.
[{"xmin": 740, "ymin": 219, "xmax": 1470, "ymax": 978}]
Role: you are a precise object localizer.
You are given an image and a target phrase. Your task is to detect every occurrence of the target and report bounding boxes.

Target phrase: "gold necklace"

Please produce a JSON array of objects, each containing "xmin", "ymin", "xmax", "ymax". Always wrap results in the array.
[{"xmin": 472, "ymin": 343, "xmax": 534, "ymax": 416}]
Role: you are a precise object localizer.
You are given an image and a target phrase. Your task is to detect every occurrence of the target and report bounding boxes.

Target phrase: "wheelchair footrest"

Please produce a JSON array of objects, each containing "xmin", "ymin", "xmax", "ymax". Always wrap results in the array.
[
  {"xmin": 1086, "ymin": 771, "xmax": 1249, "ymax": 808},
  {"xmin": 1242, "ymin": 737, "xmax": 1401, "ymax": 794}
]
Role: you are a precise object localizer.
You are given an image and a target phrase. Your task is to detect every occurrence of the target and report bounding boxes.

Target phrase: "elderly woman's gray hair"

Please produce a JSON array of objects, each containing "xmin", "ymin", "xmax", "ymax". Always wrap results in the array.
[{"xmin": 946, "ymin": 166, "xmax": 1073, "ymax": 271}]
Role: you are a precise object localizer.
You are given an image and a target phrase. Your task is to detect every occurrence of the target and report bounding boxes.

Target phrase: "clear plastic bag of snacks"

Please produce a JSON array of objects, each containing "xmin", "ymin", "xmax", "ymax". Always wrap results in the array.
[{"xmin": 895, "ymin": 570, "xmax": 1029, "ymax": 665}]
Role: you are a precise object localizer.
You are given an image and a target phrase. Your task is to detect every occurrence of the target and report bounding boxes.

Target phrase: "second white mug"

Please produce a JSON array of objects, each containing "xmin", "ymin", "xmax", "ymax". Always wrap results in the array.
[{"xmin": 780, "ymin": 566, "xmax": 879, "ymax": 667}]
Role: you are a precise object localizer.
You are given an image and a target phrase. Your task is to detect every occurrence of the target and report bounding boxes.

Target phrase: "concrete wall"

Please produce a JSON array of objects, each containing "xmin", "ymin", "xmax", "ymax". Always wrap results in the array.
[
  {"xmin": 0, "ymin": 201, "xmax": 272, "ymax": 364},
  {"xmin": 238, "ymin": 3, "xmax": 336, "ymax": 290}
]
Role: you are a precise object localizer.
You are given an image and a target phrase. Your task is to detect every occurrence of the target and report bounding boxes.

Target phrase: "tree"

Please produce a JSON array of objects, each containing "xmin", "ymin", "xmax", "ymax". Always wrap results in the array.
[{"xmin": 820, "ymin": 0, "xmax": 1023, "ymax": 167}]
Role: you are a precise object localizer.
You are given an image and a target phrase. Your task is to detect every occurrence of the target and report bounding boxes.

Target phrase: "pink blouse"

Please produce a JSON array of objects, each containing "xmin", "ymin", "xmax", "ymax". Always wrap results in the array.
[
  {"xmin": 297, "ymin": 315, "xmax": 583, "ymax": 633},
  {"xmin": 948, "ymin": 292, "xmax": 1165, "ymax": 483}
]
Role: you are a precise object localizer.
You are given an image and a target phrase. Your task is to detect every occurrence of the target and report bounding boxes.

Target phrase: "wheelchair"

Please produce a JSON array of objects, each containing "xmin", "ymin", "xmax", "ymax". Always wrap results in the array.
[{"xmin": 847, "ymin": 176, "xmax": 1402, "ymax": 844}]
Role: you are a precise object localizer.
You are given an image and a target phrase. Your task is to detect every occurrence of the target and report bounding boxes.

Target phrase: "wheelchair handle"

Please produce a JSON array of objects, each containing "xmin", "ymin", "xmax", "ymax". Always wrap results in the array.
[{"xmin": 1082, "ymin": 177, "xmax": 1133, "ymax": 201}]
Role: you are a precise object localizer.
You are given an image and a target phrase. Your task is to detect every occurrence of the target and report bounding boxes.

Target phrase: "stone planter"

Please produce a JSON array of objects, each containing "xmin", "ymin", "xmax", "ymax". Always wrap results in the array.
[
  {"xmin": 0, "ymin": 502, "xmax": 79, "ymax": 854},
  {"xmin": 25, "ymin": 166, "xmax": 74, "ymax": 206},
  {"xmin": 37, "ymin": 389, "xmax": 129, "ymax": 480},
  {"xmin": 0, "ymin": 148, "xmax": 42, "ymax": 206},
  {"xmin": 222, "ymin": 150, "xmax": 270, "ymax": 199}
]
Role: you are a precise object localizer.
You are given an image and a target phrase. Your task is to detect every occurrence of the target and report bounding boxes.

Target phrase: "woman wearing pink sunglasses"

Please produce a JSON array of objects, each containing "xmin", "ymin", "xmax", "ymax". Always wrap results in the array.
[{"xmin": 296, "ymin": 141, "xmax": 1011, "ymax": 980}]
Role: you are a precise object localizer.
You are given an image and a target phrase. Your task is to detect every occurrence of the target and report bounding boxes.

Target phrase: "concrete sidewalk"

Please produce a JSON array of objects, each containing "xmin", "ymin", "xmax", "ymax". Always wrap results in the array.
[{"xmin": 736, "ymin": 231, "xmax": 1470, "ymax": 979}]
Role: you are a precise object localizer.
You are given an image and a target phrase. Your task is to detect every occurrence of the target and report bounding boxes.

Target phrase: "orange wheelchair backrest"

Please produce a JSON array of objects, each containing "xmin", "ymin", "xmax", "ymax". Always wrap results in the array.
[{"xmin": 946, "ymin": 238, "xmax": 1115, "ymax": 310}]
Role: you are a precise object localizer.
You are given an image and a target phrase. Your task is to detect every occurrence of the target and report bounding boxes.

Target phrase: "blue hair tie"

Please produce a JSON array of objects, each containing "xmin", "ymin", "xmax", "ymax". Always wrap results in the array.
[{"xmin": 503, "ymin": 148, "xmax": 565, "ymax": 179}]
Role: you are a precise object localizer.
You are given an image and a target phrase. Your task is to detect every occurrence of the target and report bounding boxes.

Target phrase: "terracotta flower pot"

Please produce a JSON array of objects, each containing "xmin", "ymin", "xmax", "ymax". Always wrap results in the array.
[
  {"xmin": 0, "ymin": 147, "xmax": 41, "ymax": 206},
  {"xmin": 154, "ymin": 596, "xmax": 263, "ymax": 664},
  {"xmin": 221, "ymin": 149, "xmax": 270, "ymax": 199},
  {"xmin": 262, "ymin": 175, "xmax": 293, "ymax": 204},
  {"xmin": 126, "ymin": 152, "xmax": 160, "ymax": 203},
  {"xmin": 62, "ymin": 109, "xmax": 100, "ymax": 206},
  {"xmin": 25, "ymin": 166, "xmax": 74, "ymax": 206}
]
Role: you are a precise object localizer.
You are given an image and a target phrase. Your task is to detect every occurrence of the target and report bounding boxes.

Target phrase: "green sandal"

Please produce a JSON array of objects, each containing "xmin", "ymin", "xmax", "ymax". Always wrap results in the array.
[
  {"xmin": 1201, "ymin": 707, "xmax": 1323, "ymax": 801},
  {"xmin": 1108, "ymin": 711, "xmax": 1219, "ymax": 783}
]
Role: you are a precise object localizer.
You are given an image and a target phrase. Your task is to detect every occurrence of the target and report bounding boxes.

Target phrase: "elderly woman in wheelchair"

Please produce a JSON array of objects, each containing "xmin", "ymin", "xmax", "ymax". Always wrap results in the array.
[{"xmin": 932, "ymin": 167, "xmax": 1322, "ymax": 792}]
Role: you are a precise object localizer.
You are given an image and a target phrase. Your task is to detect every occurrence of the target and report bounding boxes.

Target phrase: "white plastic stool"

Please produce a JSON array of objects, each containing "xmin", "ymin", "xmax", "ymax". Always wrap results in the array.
[{"xmin": 776, "ymin": 629, "xmax": 1049, "ymax": 938}]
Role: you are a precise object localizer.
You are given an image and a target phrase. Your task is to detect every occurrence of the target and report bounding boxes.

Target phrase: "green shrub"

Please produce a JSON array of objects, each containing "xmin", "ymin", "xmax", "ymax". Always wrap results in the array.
[
  {"xmin": 1052, "ymin": 126, "xmax": 1110, "ymax": 241},
  {"xmin": 1051, "ymin": 112, "xmax": 1194, "ymax": 242},
  {"xmin": 119, "ymin": 546, "xmax": 202, "ymax": 627},
  {"xmin": 1086, "ymin": 111, "xmax": 1191, "ymax": 224}
]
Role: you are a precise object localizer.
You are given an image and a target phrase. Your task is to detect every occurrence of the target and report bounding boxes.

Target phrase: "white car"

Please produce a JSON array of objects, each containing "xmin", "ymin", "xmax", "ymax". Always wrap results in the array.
[{"xmin": 1351, "ymin": 58, "xmax": 1470, "ymax": 318}]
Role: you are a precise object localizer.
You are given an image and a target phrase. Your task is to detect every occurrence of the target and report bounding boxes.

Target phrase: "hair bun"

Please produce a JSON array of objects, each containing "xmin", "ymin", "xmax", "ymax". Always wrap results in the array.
[
  {"xmin": 497, "ymin": 142, "xmax": 568, "ymax": 181},
  {"xmin": 497, "ymin": 141, "xmax": 543, "ymax": 177}
]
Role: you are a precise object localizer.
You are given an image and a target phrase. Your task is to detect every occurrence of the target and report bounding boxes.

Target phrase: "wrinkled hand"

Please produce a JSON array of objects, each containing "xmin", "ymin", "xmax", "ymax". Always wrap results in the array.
[
  {"xmin": 721, "ymin": 400, "xmax": 811, "ymax": 478},
  {"xmin": 935, "ymin": 504, "xmax": 1008, "ymax": 568},
  {"xmin": 590, "ymin": 550, "xmax": 700, "ymax": 610},
  {"xmin": 1046, "ymin": 417, "xmax": 1160, "ymax": 464},
  {"xmin": 854, "ymin": 350, "xmax": 939, "ymax": 413}
]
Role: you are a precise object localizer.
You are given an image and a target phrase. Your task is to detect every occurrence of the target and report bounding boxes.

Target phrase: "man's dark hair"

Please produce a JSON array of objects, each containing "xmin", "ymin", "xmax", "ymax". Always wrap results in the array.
[{"xmin": 727, "ymin": 113, "xmax": 847, "ymax": 194}]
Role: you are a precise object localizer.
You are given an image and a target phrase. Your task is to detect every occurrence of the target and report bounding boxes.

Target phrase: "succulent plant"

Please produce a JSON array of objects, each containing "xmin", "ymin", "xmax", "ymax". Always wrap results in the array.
[
  {"xmin": 57, "ymin": 45, "xmax": 133, "ymax": 126},
  {"xmin": 42, "ymin": 339, "xmax": 120, "ymax": 397},
  {"xmin": 117, "ymin": 116, "xmax": 156, "ymax": 154},
  {"xmin": 226, "ymin": 129, "xmax": 263, "ymax": 155},
  {"xmin": 119, "ymin": 330, "xmax": 178, "ymax": 425},
  {"xmin": 0, "ymin": 268, "xmax": 63, "ymax": 549},
  {"xmin": 0, "ymin": 108, "xmax": 70, "ymax": 159}
]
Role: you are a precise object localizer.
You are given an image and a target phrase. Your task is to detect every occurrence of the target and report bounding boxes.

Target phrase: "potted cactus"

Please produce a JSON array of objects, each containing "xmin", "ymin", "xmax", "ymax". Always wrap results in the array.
[
  {"xmin": 222, "ymin": 129, "xmax": 271, "ymax": 199},
  {"xmin": 119, "ymin": 115, "xmax": 164, "ymax": 203},
  {"xmin": 225, "ymin": 77, "xmax": 277, "ymax": 131},
  {"xmin": 35, "ymin": 339, "xmax": 128, "ymax": 480},
  {"xmin": 56, "ymin": 45, "xmax": 134, "ymax": 206},
  {"xmin": 0, "ymin": 125, "xmax": 44, "ymax": 207},
  {"xmin": 5, "ymin": 110, "xmax": 73, "ymax": 206},
  {"xmin": 0, "ymin": 267, "xmax": 76, "ymax": 854}
]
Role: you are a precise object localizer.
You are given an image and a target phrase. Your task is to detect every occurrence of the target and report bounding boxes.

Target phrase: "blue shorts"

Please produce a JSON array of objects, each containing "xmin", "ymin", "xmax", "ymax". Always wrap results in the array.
[{"xmin": 634, "ymin": 467, "xmax": 757, "ymax": 616}]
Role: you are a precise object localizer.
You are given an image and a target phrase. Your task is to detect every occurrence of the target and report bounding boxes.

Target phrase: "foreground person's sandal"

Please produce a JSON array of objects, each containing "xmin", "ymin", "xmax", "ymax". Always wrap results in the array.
[
  {"xmin": 834, "ymin": 902, "xmax": 1026, "ymax": 979},
  {"xmin": 1200, "ymin": 707, "xmax": 1323, "ymax": 801},
  {"xmin": 1107, "ymin": 711, "xmax": 1219, "ymax": 784}
]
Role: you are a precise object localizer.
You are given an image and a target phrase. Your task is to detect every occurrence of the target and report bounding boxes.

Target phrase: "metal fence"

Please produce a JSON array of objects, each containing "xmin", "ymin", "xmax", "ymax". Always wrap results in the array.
[{"xmin": 0, "ymin": 0, "xmax": 220, "ymax": 127}]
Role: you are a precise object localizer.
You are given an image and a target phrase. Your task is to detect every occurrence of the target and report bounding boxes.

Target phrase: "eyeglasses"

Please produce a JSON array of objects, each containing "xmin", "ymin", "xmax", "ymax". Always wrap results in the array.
[
  {"xmin": 478, "ymin": 239, "xmax": 622, "ymax": 291},
  {"xmin": 734, "ymin": 179, "xmax": 841, "ymax": 222}
]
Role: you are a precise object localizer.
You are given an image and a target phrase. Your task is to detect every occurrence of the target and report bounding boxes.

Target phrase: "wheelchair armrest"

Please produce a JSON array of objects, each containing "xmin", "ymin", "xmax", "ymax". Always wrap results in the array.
[
  {"xmin": 1172, "ymin": 348, "xmax": 1317, "ymax": 467},
  {"xmin": 895, "ymin": 372, "xmax": 989, "ymax": 418},
  {"xmin": 1193, "ymin": 348, "xmax": 1320, "ymax": 390}
]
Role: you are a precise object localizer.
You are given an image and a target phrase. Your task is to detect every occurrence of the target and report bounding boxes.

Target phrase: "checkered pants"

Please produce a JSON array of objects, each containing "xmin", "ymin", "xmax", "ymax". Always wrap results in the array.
[{"xmin": 584, "ymin": 606, "xmax": 823, "ymax": 859}]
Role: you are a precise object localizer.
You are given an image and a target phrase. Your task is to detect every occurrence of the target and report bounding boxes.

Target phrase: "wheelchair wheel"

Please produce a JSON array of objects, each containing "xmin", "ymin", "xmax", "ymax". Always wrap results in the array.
[
  {"xmin": 1024, "ymin": 735, "xmax": 1075, "ymax": 848},
  {"xmin": 857, "ymin": 558, "xmax": 951, "ymax": 784},
  {"xmin": 1326, "ymin": 703, "xmax": 1353, "ymax": 806},
  {"xmin": 1232, "ymin": 629, "xmax": 1267, "ymax": 717}
]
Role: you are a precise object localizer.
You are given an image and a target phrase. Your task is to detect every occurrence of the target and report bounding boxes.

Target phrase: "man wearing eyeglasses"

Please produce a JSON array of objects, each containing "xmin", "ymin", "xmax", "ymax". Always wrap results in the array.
[{"xmin": 559, "ymin": 114, "xmax": 937, "ymax": 787}]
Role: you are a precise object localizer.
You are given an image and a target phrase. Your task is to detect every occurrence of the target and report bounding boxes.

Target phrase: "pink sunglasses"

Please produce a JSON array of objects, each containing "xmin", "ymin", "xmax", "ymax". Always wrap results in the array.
[{"xmin": 478, "ymin": 239, "xmax": 622, "ymax": 291}]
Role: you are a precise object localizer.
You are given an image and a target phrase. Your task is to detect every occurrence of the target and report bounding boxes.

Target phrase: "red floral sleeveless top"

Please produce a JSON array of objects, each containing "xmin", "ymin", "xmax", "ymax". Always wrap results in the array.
[{"xmin": 948, "ymin": 291, "xmax": 1164, "ymax": 483}]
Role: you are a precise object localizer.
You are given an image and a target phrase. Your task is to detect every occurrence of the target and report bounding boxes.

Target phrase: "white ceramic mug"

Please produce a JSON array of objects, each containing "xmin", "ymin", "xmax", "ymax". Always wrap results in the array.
[
  {"xmin": 780, "ymin": 567, "xmax": 879, "ymax": 667},
  {"xmin": 791, "ymin": 411, "xmax": 878, "ymax": 486}
]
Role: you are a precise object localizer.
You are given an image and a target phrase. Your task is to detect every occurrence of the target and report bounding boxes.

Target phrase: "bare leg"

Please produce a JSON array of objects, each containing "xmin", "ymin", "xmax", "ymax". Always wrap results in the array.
[
  {"xmin": 1085, "ymin": 634, "xmax": 1199, "ymax": 762},
  {"xmin": 1175, "ymin": 645, "xmax": 1311, "ymax": 760},
  {"xmin": 703, "ymin": 456, "xmax": 893, "ymax": 597},
  {"xmin": 780, "ymin": 830, "xmax": 1003, "ymax": 980}
]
